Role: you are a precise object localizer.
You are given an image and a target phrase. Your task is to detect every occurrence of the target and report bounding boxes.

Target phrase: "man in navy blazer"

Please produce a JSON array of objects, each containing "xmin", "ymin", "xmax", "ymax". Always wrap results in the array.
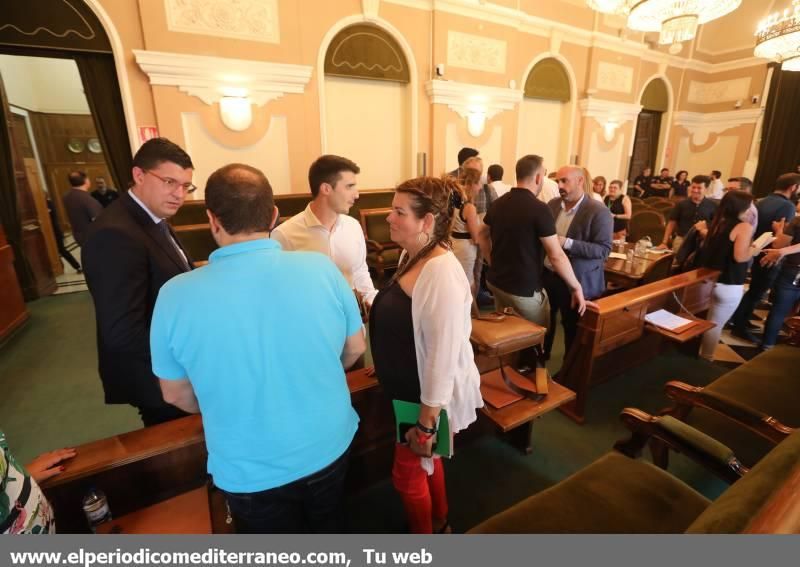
[
  {"xmin": 83, "ymin": 138, "xmax": 196, "ymax": 427},
  {"xmin": 543, "ymin": 165, "xmax": 613, "ymax": 360}
]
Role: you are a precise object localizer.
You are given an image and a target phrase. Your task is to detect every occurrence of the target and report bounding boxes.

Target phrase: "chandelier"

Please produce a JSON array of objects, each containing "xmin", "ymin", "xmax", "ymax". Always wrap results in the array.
[
  {"xmin": 586, "ymin": 0, "xmax": 742, "ymax": 45},
  {"xmin": 755, "ymin": 0, "xmax": 800, "ymax": 71}
]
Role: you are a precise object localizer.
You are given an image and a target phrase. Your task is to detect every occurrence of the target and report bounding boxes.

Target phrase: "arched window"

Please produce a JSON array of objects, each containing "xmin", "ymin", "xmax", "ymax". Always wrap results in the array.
[
  {"xmin": 518, "ymin": 57, "xmax": 573, "ymax": 169},
  {"xmin": 324, "ymin": 24, "xmax": 409, "ymax": 83},
  {"xmin": 524, "ymin": 58, "xmax": 571, "ymax": 102},
  {"xmin": 323, "ymin": 23, "xmax": 411, "ymax": 188},
  {"xmin": 641, "ymin": 79, "xmax": 669, "ymax": 112}
]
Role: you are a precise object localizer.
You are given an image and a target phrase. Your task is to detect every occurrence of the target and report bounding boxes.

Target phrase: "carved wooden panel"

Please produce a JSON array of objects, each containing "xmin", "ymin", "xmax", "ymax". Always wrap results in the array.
[
  {"xmin": 596, "ymin": 303, "xmax": 647, "ymax": 355},
  {"xmin": 325, "ymin": 24, "xmax": 409, "ymax": 83},
  {"xmin": 628, "ymin": 110, "xmax": 661, "ymax": 180}
]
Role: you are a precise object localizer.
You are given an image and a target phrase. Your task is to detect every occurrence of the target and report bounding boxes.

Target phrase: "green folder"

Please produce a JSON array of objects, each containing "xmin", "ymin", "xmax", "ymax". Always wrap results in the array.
[{"xmin": 391, "ymin": 400, "xmax": 451, "ymax": 457}]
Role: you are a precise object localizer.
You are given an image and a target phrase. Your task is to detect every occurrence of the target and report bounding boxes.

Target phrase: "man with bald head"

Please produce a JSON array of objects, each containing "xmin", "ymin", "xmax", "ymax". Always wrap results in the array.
[
  {"xmin": 150, "ymin": 163, "xmax": 366, "ymax": 532},
  {"xmin": 542, "ymin": 165, "xmax": 612, "ymax": 359}
]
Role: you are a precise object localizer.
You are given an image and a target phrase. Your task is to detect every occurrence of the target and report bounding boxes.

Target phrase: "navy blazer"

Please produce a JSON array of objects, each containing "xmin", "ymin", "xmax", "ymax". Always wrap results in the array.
[
  {"xmin": 83, "ymin": 192, "xmax": 193, "ymax": 408},
  {"xmin": 547, "ymin": 195, "xmax": 613, "ymax": 300}
]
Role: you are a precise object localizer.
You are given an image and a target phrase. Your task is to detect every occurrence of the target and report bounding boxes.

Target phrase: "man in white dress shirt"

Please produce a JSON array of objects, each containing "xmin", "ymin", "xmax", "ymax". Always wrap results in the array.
[
  {"xmin": 487, "ymin": 164, "xmax": 511, "ymax": 198},
  {"xmin": 708, "ymin": 170, "xmax": 725, "ymax": 199},
  {"xmin": 271, "ymin": 155, "xmax": 377, "ymax": 307}
]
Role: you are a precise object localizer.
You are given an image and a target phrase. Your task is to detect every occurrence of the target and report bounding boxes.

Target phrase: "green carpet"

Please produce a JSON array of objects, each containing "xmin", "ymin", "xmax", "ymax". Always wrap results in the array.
[
  {"xmin": 1, "ymin": 291, "xmax": 729, "ymax": 533},
  {"xmin": 0, "ymin": 292, "xmax": 140, "ymax": 464}
]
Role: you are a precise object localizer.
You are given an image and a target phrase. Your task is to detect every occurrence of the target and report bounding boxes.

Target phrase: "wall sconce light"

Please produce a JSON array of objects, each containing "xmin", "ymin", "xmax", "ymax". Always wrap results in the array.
[
  {"xmin": 603, "ymin": 119, "xmax": 619, "ymax": 142},
  {"xmin": 219, "ymin": 95, "xmax": 252, "ymax": 131},
  {"xmin": 467, "ymin": 109, "xmax": 487, "ymax": 137}
]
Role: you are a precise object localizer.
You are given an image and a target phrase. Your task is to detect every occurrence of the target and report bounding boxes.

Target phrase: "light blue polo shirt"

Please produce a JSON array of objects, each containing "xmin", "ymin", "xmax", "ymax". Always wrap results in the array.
[{"xmin": 150, "ymin": 238, "xmax": 362, "ymax": 493}]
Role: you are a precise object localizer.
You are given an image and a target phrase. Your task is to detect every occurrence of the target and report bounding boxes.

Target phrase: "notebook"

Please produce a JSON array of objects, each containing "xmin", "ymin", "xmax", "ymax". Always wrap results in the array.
[{"xmin": 391, "ymin": 400, "xmax": 451, "ymax": 456}]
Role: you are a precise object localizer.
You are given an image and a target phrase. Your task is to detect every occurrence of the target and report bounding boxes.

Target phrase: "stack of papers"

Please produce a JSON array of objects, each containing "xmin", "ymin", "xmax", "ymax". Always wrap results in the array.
[
  {"xmin": 753, "ymin": 231, "xmax": 776, "ymax": 251},
  {"xmin": 609, "ymin": 252, "xmax": 627, "ymax": 260},
  {"xmin": 644, "ymin": 309, "xmax": 695, "ymax": 332}
]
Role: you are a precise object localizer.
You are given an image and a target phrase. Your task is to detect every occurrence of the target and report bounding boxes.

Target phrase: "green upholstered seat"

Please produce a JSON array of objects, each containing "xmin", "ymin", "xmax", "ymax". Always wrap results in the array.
[
  {"xmin": 469, "ymin": 452, "xmax": 710, "ymax": 534},
  {"xmin": 683, "ymin": 346, "xmax": 800, "ymax": 468},
  {"xmin": 687, "ymin": 428, "xmax": 800, "ymax": 533}
]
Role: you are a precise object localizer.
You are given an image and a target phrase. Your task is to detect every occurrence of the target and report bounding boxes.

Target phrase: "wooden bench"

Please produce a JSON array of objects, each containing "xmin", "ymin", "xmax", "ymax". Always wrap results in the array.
[
  {"xmin": 558, "ymin": 268, "xmax": 719, "ymax": 424},
  {"xmin": 42, "ymin": 368, "xmax": 392, "ymax": 533}
]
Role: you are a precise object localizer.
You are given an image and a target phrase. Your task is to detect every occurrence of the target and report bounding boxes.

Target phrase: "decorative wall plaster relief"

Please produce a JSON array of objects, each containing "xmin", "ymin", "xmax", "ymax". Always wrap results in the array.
[
  {"xmin": 687, "ymin": 78, "xmax": 751, "ymax": 105},
  {"xmin": 362, "ymin": 0, "xmax": 380, "ymax": 19},
  {"xmin": 447, "ymin": 31, "xmax": 507, "ymax": 74},
  {"xmin": 596, "ymin": 62, "xmax": 633, "ymax": 93},
  {"xmin": 165, "ymin": 0, "xmax": 280, "ymax": 44},
  {"xmin": 134, "ymin": 50, "xmax": 312, "ymax": 107},
  {"xmin": 673, "ymin": 108, "xmax": 761, "ymax": 146},
  {"xmin": 426, "ymin": 79, "xmax": 522, "ymax": 120}
]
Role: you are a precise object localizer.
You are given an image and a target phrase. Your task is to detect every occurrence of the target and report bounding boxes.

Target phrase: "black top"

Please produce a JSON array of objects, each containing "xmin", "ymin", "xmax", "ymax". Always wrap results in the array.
[
  {"xmin": 91, "ymin": 189, "xmax": 119, "ymax": 208},
  {"xmin": 650, "ymin": 176, "xmax": 673, "ymax": 197},
  {"xmin": 671, "ymin": 180, "xmax": 689, "ymax": 197},
  {"xmin": 368, "ymin": 282, "xmax": 421, "ymax": 404},
  {"xmin": 63, "ymin": 188, "xmax": 103, "ymax": 246},
  {"xmin": 485, "ymin": 188, "xmax": 557, "ymax": 297},
  {"xmin": 604, "ymin": 195, "xmax": 628, "ymax": 233},
  {"xmin": 669, "ymin": 198, "xmax": 718, "ymax": 237},
  {"xmin": 782, "ymin": 219, "xmax": 800, "ymax": 272},
  {"xmin": 634, "ymin": 175, "xmax": 653, "ymax": 196},
  {"xmin": 755, "ymin": 193, "xmax": 797, "ymax": 239},
  {"xmin": 697, "ymin": 219, "xmax": 747, "ymax": 285}
]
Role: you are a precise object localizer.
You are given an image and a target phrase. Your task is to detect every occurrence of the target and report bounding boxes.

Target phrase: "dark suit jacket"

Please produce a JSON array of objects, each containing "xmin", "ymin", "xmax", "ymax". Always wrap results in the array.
[
  {"xmin": 82, "ymin": 192, "xmax": 193, "ymax": 407},
  {"xmin": 547, "ymin": 196, "xmax": 613, "ymax": 300}
]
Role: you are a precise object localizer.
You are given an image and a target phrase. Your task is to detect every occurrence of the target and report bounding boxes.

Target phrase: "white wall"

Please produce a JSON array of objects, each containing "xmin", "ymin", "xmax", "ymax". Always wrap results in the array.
[
  {"xmin": 674, "ymin": 135, "xmax": 738, "ymax": 180},
  {"xmin": 586, "ymin": 130, "xmax": 625, "ymax": 182},
  {"xmin": 0, "ymin": 54, "xmax": 89, "ymax": 114},
  {"xmin": 517, "ymin": 98, "xmax": 570, "ymax": 172},
  {"xmin": 181, "ymin": 113, "xmax": 292, "ymax": 198},
  {"xmin": 445, "ymin": 122, "xmax": 503, "ymax": 175},
  {"xmin": 325, "ymin": 76, "xmax": 410, "ymax": 189}
]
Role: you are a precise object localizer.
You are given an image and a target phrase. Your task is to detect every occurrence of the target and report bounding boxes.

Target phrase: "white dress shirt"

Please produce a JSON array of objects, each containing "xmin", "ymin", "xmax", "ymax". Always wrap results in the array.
[
  {"xmin": 538, "ymin": 177, "xmax": 560, "ymax": 204},
  {"xmin": 708, "ymin": 179, "xmax": 725, "ymax": 199},
  {"xmin": 490, "ymin": 180, "xmax": 512, "ymax": 198},
  {"xmin": 129, "ymin": 188, "xmax": 189, "ymax": 266},
  {"xmin": 543, "ymin": 194, "xmax": 586, "ymax": 270},
  {"xmin": 271, "ymin": 204, "xmax": 377, "ymax": 304}
]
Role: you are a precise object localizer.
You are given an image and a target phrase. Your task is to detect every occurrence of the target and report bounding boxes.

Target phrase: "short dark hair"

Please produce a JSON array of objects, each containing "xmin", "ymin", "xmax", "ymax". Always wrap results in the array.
[
  {"xmin": 660, "ymin": 168, "xmax": 669, "ymax": 173},
  {"xmin": 516, "ymin": 155, "xmax": 543, "ymax": 181},
  {"xmin": 711, "ymin": 170, "xmax": 722, "ymax": 179},
  {"xmin": 205, "ymin": 164, "xmax": 274, "ymax": 235},
  {"xmin": 487, "ymin": 164, "xmax": 503, "ymax": 182},
  {"xmin": 132, "ymin": 137, "xmax": 193, "ymax": 171},
  {"xmin": 68, "ymin": 171, "xmax": 87, "ymax": 187},
  {"xmin": 308, "ymin": 155, "xmax": 360, "ymax": 197},
  {"xmin": 776, "ymin": 173, "xmax": 800, "ymax": 192},
  {"xmin": 457, "ymin": 147, "xmax": 479, "ymax": 166},
  {"xmin": 692, "ymin": 174, "xmax": 711, "ymax": 188},
  {"xmin": 728, "ymin": 177, "xmax": 753, "ymax": 192}
]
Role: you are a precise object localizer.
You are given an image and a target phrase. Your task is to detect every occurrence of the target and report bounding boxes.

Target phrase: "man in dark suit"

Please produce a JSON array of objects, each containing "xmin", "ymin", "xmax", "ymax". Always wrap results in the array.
[
  {"xmin": 63, "ymin": 171, "xmax": 103, "ymax": 247},
  {"xmin": 83, "ymin": 138, "xmax": 196, "ymax": 427},
  {"xmin": 543, "ymin": 165, "xmax": 613, "ymax": 360}
]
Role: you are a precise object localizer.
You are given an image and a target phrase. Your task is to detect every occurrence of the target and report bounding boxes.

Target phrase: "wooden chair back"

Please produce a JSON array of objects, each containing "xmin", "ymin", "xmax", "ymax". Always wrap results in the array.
[{"xmin": 629, "ymin": 210, "xmax": 666, "ymax": 244}]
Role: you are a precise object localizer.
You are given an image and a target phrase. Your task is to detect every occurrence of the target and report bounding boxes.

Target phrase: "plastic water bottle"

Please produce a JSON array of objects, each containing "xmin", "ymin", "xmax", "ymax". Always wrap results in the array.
[{"xmin": 82, "ymin": 487, "xmax": 112, "ymax": 532}]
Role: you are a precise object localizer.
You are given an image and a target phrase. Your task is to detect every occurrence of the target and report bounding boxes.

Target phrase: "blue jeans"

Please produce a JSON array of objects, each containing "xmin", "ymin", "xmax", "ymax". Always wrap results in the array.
[
  {"xmin": 221, "ymin": 447, "xmax": 350, "ymax": 533},
  {"xmin": 761, "ymin": 270, "xmax": 800, "ymax": 348}
]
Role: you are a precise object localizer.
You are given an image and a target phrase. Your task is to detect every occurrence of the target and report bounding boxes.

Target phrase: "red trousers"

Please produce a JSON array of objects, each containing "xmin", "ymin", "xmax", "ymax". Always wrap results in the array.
[{"xmin": 391, "ymin": 443, "xmax": 448, "ymax": 534}]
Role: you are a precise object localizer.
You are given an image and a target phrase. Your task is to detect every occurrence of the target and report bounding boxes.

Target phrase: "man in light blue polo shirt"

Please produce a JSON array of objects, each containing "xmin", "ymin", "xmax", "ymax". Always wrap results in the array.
[{"xmin": 150, "ymin": 163, "xmax": 366, "ymax": 533}]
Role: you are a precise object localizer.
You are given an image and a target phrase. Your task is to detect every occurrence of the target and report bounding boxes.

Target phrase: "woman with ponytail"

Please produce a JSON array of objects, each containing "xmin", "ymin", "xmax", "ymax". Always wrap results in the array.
[
  {"xmin": 452, "ymin": 168, "xmax": 489, "ymax": 295},
  {"xmin": 368, "ymin": 176, "xmax": 483, "ymax": 533}
]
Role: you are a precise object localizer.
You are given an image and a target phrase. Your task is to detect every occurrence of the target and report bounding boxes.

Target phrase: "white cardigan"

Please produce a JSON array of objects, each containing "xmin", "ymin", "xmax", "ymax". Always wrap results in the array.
[{"xmin": 410, "ymin": 251, "xmax": 483, "ymax": 437}]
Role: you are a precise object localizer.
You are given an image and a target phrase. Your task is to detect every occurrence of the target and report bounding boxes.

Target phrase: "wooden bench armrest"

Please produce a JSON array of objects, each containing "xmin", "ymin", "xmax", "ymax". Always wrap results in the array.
[
  {"xmin": 664, "ymin": 380, "xmax": 794, "ymax": 445},
  {"xmin": 366, "ymin": 239, "xmax": 384, "ymax": 253},
  {"xmin": 615, "ymin": 408, "xmax": 748, "ymax": 484}
]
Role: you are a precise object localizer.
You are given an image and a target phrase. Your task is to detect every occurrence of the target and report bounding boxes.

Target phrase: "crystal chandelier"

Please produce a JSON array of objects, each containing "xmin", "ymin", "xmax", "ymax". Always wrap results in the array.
[
  {"xmin": 586, "ymin": 0, "xmax": 742, "ymax": 44},
  {"xmin": 755, "ymin": 0, "xmax": 800, "ymax": 71}
]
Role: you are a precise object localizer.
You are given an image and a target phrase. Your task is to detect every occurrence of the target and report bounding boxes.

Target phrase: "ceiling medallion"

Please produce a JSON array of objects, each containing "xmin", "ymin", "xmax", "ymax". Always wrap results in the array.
[{"xmin": 755, "ymin": 0, "xmax": 800, "ymax": 71}]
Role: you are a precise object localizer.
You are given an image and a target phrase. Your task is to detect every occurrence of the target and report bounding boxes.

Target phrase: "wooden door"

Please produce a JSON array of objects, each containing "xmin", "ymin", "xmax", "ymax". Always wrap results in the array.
[
  {"xmin": 628, "ymin": 110, "xmax": 662, "ymax": 180},
  {"xmin": 0, "ymin": 71, "xmax": 56, "ymax": 298}
]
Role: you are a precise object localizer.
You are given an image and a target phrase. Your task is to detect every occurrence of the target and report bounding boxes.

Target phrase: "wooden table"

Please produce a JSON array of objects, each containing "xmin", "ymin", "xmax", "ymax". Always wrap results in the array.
[{"xmin": 605, "ymin": 243, "xmax": 673, "ymax": 289}]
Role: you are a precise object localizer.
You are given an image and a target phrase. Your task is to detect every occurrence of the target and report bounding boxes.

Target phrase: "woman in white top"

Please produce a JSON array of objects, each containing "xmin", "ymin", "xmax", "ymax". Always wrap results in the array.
[
  {"xmin": 451, "ymin": 168, "xmax": 487, "ymax": 295},
  {"xmin": 591, "ymin": 176, "xmax": 607, "ymax": 202},
  {"xmin": 368, "ymin": 176, "xmax": 483, "ymax": 534}
]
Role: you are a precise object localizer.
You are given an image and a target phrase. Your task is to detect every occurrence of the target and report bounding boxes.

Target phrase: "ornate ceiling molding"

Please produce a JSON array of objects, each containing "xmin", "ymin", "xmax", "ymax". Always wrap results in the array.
[
  {"xmin": 425, "ymin": 79, "xmax": 522, "ymax": 120},
  {"xmin": 133, "ymin": 50, "xmax": 312, "ymax": 107}
]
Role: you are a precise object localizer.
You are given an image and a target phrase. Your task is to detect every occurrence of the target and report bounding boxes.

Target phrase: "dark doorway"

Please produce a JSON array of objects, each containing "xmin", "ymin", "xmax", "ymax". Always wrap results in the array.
[{"xmin": 628, "ymin": 110, "xmax": 662, "ymax": 180}]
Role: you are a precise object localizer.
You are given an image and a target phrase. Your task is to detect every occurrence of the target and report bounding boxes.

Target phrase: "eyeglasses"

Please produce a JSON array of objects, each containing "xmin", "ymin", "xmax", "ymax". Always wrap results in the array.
[{"xmin": 144, "ymin": 170, "xmax": 197, "ymax": 194}]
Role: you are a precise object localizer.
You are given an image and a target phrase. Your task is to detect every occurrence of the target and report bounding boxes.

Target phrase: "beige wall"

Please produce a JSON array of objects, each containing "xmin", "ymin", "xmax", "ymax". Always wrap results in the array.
[
  {"xmin": 84, "ymin": 0, "xmax": 770, "ymax": 193},
  {"xmin": 0, "ymin": 55, "xmax": 89, "ymax": 114}
]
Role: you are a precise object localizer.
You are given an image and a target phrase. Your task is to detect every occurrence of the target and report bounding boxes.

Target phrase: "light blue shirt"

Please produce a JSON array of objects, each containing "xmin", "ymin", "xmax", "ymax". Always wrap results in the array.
[{"xmin": 150, "ymin": 238, "xmax": 362, "ymax": 493}]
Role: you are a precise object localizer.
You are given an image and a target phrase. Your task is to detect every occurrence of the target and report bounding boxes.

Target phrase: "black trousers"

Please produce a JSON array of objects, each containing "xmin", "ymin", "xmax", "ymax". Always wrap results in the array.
[
  {"xmin": 221, "ymin": 446, "xmax": 350, "ymax": 534},
  {"xmin": 57, "ymin": 238, "xmax": 81, "ymax": 271},
  {"xmin": 730, "ymin": 260, "xmax": 779, "ymax": 329},
  {"xmin": 136, "ymin": 403, "xmax": 191, "ymax": 427},
  {"xmin": 542, "ymin": 268, "xmax": 580, "ymax": 360}
]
